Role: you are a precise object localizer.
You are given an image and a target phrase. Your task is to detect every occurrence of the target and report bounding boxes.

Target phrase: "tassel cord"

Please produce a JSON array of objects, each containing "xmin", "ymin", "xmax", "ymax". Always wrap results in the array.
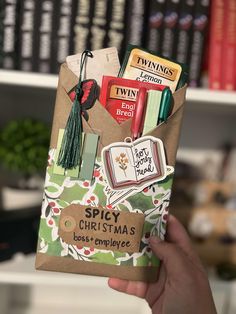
[{"xmin": 57, "ymin": 50, "xmax": 93, "ymax": 170}]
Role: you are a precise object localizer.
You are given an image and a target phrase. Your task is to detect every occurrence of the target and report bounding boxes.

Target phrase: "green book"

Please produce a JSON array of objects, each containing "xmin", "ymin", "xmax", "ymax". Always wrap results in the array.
[{"xmin": 142, "ymin": 90, "xmax": 162, "ymax": 135}]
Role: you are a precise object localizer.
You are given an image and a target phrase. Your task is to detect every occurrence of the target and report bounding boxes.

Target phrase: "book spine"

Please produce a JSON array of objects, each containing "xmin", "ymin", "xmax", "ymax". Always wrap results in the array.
[
  {"xmin": 90, "ymin": 0, "xmax": 108, "ymax": 50},
  {"xmin": 146, "ymin": 0, "xmax": 166, "ymax": 54},
  {"xmin": 125, "ymin": 0, "xmax": 147, "ymax": 48},
  {"xmin": 188, "ymin": 0, "xmax": 210, "ymax": 87},
  {"xmin": 221, "ymin": 0, "xmax": 236, "ymax": 91},
  {"xmin": 36, "ymin": 0, "xmax": 54, "ymax": 73},
  {"xmin": 31, "ymin": 0, "xmax": 41, "ymax": 72},
  {"xmin": 161, "ymin": 0, "xmax": 180, "ymax": 59},
  {"xmin": 18, "ymin": 0, "xmax": 37, "ymax": 72},
  {"xmin": 208, "ymin": 0, "xmax": 224, "ymax": 90},
  {"xmin": 51, "ymin": 0, "xmax": 78, "ymax": 73},
  {"xmin": 0, "ymin": 0, "xmax": 5, "ymax": 68},
  {"xmin": 74, "ymin": 0, "xmax": 94, "ymax": 53},
  {"xmin": 107, "ymin": 0, "xmax": 127, "ymax": 59},
  {"xmin": 2, "ymin": 0, "xmax": 19, "ymax": 70},
  {"xmin": 175, "ymin": 0, "xmax": 195, "ymax": 64}
]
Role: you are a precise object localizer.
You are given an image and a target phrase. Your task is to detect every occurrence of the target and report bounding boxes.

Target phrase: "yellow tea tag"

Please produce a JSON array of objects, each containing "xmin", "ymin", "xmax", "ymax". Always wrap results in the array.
[{"xmin": 120, "ymin": 47, "xmax": 182, "ymax": 92}]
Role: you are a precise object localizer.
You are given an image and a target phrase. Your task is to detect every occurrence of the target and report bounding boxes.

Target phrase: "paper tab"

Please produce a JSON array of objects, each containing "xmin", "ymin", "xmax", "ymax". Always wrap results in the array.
[
  {"xmin": 79, "ymin": 133, "xmax": 99, "ymax": 181},
  {"xmin": 53, "ymin": 129, "xmax": 66, "ymax": 176},
  {"xmin": 53, "ymin": 129, "xmax": 84, "ymax": 178},
  {"xmin": 143, "ymin": 90, "xmax": 162, "ymax": 135},
  {"xmin": 58, "ymin": 204, "xmax": 145, "ymax": 253}
]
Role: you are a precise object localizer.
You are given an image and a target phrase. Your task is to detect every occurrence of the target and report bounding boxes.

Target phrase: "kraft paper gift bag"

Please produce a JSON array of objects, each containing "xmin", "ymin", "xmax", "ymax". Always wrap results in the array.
[{"xmin": 35, "ymin": 63, "xmax": 187, "ymax": 282}]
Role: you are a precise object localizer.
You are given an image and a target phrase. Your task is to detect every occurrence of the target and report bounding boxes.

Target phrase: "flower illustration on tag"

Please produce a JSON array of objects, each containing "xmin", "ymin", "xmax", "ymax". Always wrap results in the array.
[{"xmin": 115, "ymin": 153, "xmax": 129, "ymax": 177}]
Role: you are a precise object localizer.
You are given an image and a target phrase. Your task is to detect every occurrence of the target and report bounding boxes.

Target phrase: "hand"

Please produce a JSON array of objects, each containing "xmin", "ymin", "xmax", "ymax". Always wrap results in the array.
[{"xmin": 108, "ymin": 215, "xmax": 217, "ymax": 314}]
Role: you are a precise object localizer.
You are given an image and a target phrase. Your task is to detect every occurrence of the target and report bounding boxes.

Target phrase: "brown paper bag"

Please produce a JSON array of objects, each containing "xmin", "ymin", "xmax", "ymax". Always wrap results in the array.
[{"xmin": 35, "ymin": 64, "xmax": 187, "ymax": 282}]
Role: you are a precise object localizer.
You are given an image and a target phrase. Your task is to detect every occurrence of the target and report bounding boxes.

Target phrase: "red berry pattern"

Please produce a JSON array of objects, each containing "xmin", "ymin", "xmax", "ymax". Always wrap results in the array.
[
  {"xmin": 53, "ymin": 207, "xmax": 60, "ymax": 214},
  {"xmin": 83, "ymin": 181, "xmax": 89, "ymax": 187},
  {"xmin": 48, "ymin": 219, "xmax": 54, "ymax": 227},
  {"xmin": 93, "ymin": 170, "xmax": 100, "ymax": 177}
]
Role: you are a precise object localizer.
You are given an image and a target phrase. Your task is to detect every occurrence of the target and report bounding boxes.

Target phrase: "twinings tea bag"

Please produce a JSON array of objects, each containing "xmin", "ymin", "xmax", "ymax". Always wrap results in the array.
[
  {"xmin": 99, "ymin": 76, "xmax": 166, "ymax": 124},
  {"xmin": 119, "ymin": 45, "xmax": 187, "ymax": 92}
]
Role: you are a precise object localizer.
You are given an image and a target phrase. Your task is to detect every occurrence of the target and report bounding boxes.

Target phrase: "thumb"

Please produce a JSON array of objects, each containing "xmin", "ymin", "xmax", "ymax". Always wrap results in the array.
[{"xmin": 149, "ymin": 236, "xmax": 187, "ymax": 274}]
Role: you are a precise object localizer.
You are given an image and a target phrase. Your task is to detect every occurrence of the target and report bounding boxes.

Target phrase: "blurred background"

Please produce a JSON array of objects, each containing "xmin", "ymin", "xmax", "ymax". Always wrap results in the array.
[{"xmin": 0, "ymin": 0, "xmax": 236, "ymax": 313}]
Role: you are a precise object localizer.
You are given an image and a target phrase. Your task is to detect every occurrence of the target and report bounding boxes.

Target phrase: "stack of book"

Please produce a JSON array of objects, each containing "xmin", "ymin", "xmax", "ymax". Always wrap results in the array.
[
  {"xmin": 2, "ymin": 0, "xmax": 231, "ymax": 91},
  {"xmin": 208, "ymin": 0, "xmax": 236, "ymax": 91}
]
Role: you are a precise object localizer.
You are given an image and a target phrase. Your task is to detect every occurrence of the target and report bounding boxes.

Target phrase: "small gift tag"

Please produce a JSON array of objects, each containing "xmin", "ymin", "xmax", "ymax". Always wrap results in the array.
[
  {"xmin": 58, "ymin": 204, "xmax": 145, "ymax": 253},
  {"xmin": 53, "ymin": 129, "xmax": 85, "ymax": 177},
  {"xmin": 66, "ymin": 47, "xmax": 120, "ymax": 86},
  {"xmin": 79, "ymin": 133, "xmax": 99, "ymax": 182}
]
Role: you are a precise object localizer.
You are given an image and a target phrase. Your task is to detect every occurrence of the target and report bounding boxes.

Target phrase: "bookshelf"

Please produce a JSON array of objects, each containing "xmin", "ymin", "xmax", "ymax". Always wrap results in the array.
[{"xmin": 1, "ymin": 70, "xmax": 236, "ymax": 105}]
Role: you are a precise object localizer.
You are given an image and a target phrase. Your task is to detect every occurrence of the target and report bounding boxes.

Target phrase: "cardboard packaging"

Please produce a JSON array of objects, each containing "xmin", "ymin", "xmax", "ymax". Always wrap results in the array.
[{"xmin": 35, "ymin": 63, "xmax": 187, "ymax": 282}]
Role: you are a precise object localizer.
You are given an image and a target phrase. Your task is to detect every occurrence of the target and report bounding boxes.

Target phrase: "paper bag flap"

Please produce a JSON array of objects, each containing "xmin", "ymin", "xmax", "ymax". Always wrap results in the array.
[{"xmin": 50, "ymin": 63, "xmax": 132, "ymax": 151}]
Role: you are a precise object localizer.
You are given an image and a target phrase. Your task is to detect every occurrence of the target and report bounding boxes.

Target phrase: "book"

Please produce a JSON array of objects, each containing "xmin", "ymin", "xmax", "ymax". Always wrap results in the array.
[
  {"xmin": 0, "ymin": 0, "xmax": 5, "ymax": 68},
  {"xmin": 161, "ymin": 0, "xmax": 181, "ymax": 59},
  {"xmin": 188, "ymin": 0, "xmax": 210, "ymax": 87},
  {"xmin": 1, "ymin": 0, "xmax": 20, "ymax": 70},
  {"xmin": 146, "ymin": 0, "xmax": 166, "ymax": 54},
  {"xmin": 221, "ymin": 0, "xmax": 236, "ymax": 91},
  {"xmin": 126, "ymin": 0, "xmax": 148, "ymax": 48},
  {"xmin": 90, "ymin": 0, "xmax": 108, "ymax": 50},
  {"xmin": 18, "ymin": 0, "xmax": 38, "ymax": 72},
  {"xmin": 35, "ymin": 0, "xmax": 54, "ymax": 73},
  {"xmin": 208, "ymin": 0, "xmax": 224, "ymax": 90},
  {"xmin": 31, "ymin": 0, "xmax": 42, "ymax": 72},
  {"xmin": 74, "ymin": 0, "xmax": 94, "ymax": 53},
  {"xmin": 175, "ymin": 0, "xmax": 195, "ymax": 65},
  {"xmin": 102, "ymin": 136, "xmax": 167, "ymax": 191},
  {"xmin": 51, "ymin": 0, "xmax": 78, "ymax": 73},
  {"xmin": 107, "ymin": 0, "xmax": 128, "ymax": 59}
]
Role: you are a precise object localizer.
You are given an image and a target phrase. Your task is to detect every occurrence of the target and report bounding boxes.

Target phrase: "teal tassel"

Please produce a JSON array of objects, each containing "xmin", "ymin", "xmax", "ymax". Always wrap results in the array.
[{"xmin": 57, "ymin": 50, "xmax": 93, "ymax": 170}]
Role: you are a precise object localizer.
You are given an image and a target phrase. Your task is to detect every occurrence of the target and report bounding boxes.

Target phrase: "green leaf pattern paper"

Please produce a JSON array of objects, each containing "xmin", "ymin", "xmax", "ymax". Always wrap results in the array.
[{"xmin": 38, "ymin": 149, "xmax": 173, "ymax": 267}]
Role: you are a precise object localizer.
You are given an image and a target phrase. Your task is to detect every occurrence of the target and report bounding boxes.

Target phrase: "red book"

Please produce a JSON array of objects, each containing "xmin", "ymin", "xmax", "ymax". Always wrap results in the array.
[
  {"xmin": 221, "ymin": 0, "xmax": 236, "ymax": 91},
  {"xmin": 208, "ymin": 0, "xmax": 225, "ymax": 90}
]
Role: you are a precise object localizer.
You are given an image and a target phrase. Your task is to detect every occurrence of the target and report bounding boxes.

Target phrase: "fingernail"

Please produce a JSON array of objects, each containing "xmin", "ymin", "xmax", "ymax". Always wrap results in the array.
[{"xmin": 149, "ymin": 236, "xmax": 163, "ymax": 245}]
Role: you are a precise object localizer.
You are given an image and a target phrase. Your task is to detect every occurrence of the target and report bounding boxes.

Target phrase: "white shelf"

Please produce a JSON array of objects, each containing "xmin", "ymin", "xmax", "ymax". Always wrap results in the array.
[
  {"xmin": 0, "ymin": 70, "xmax": 236, "ymax": 105},
  {"xmin": 0, "ymin": 70, "xmax": 58, "ymax": 89},
  {"xmin": 186, "ymin": 88, "xmax": 236, "ymax": 106},
  {"xmin": 0, "ymin": 254, "xmax": 107, "ymax": 287},
  {"xmin": 0, "ymin": 254, "xmax": 151, "ymax": 314}
]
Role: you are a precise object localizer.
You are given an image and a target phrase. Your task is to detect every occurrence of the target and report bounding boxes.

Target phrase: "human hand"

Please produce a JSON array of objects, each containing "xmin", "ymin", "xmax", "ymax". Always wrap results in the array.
[{"xmin": 108, "ymin": 215, "xmax": 217, "ymax": 314}]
